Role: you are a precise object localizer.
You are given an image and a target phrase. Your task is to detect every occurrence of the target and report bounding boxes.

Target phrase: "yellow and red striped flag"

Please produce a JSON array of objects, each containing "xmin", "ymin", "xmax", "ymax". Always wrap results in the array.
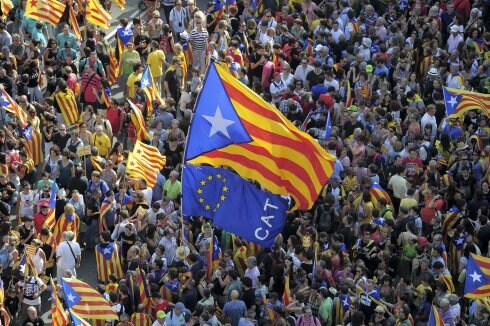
[
  {"xmin": 1, "ymin": 89, "xmax": 28, "ymax": 128},
  {"xmin": 1, "ymin": 0, "xmax": 13, "ymax": 19},
  {"xmin": 141, "ymin": 65, "xmax": 163, "ymax": 115},
  {"xmin": 185, "ymin": 63, "xmax": 335, "ymax": 210},
  {"xmin": 25, "ymin": 244, "xmax": 37, "ymax": 256},
  {"xmin": 25, "ymin": 0, "xmax": 65, "ymax": 27},
  {"xmin": 60, "ymin": 277, "xmax": 118, "ymax": 320},
  {"xmin": 54, "ymin": 88, "xmax": 79, "ymax": 126},
  {"xmin": 99, "ymin": 198, "xmax": 112, "ymax": 233},
  {"xmin": 44, "ymin": 183, "xmax": 57, "ymax": 230},
  {"xmin": 95, "ymin": 241, "xmax": 124, "ymax": 283},
  {"xmin": 112, "ymin": 0, "xmax": 125, "ymax": 10},
  {"xmin": 86, "ymin": 0, "xmax": 111, "ymax": 29},
  {"xmin": 133, "ymin": 140, "xmax": 166, "ymax": 172},
  {"xmin": 137, "ymin": 268, "xmax": 151, "ymax": 312},
  {"xmin": 443, "ymin": 86, "xmax": 490, "ymax": 118},
  {"xmin": 22, "ymin": 126, "xmax": 44, "ymax": 166},
  {"xmin": 108, "ymin": 47, "xmax": 119, "ymax": 85},
  {"xmin": 126, "ymin": 153, "xmax": 157, "ymax": 188},
  {"xmin": 282, "ymin": 277, "xmax": 292, "ymax": 306},
  {"xmin": 68, "ymin": 7, "xmax": 82, "ymax": 41},
  {"xmin": 127, "ymin": 100, "xmax": 150, "ymax": 141},
  {"xmin": 50, "ymin": 278, "xmax": 69, "ymax": 326}
]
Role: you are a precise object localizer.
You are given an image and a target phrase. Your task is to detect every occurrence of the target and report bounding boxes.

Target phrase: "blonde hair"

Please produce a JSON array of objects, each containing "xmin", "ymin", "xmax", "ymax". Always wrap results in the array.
[{"xmin": 64, "ymin": 203, "xmax": 75, "ymax": 215}]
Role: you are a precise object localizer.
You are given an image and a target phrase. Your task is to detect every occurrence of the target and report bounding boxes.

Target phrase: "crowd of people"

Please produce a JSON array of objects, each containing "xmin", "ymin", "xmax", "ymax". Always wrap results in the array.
[{"xmin": 0, "ymin": 0, "xmax": 490, "ymax": 325}]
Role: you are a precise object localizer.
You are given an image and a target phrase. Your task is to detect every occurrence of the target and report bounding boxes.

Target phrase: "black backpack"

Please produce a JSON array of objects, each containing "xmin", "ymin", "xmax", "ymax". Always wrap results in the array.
[{"xmin": 318, "ymin": 204, "xmax": 334, "ymax": 233}]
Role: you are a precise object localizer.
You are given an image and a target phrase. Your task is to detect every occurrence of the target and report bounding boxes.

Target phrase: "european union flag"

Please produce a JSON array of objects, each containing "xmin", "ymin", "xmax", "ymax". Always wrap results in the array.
[
  {"xmin": 184, "ymin": 65, "xmax": 252, "ymax": 161},
  {"xmin": 117, "ymin": 27, "xmax": 133, "ymax": 46},
  {"xmin": 182, "ymin": 164, "xmax": 289, "ymax": 247},
  {"xmin": 443, "ymin": 87, "xmax": 462, "ymax": 116}
]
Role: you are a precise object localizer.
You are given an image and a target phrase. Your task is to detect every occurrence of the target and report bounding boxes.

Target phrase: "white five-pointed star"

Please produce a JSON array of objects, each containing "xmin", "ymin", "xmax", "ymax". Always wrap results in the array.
[
  {"xmin": 67, "ymin": 293, "xmax": 76, "ymax": 303},
  {"xmin": 141, "ymin": 78, "xmax": 151, "ymax": 88},
  {"xmin": 103, "ymin": 247, "xmax": 112, "ymax": 255},
  {"xmin": 399, "ymin": 2, "xmax": 407, "ymax": 10},
  {"xmin": 455, "ymin": 238, "xmax": 465, "ymax": 245},
  {"xmin": 121, "ymin": 29, "xmax": 132, "ymax": 36},
  {"xmin": 342, "ymin": 297, "xmax": 349, "ymax": 306},
  {"xmin": 202, "ymin": 106, "xmax": 235, "ymax": 139},
  {"xmin": 24, "ymin": 128, "xmax": 32, "ymax": 138},
  {"xmin": 447, "ymin": 96, "xmax": 458, "ymax": 107},
  {"xmin": 470, "ymin": 271, "xmax": 482, "ymax": 283}
]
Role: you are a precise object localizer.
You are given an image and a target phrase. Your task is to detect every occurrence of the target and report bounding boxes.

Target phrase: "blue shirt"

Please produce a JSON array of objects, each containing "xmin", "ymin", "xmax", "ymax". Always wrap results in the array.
[
  {"xmin": 21, "ymin": 18, "xmax": 39, "ymax": 36},
  {"xmin": 56, "ymin": 32, "xmax": 79, "ymax": 50},
  {"xmin": 374, "ymin": 65, "xmax": 389, "ymax": 77},
  {"xmin": 223, "ymin": 300, "xmax": 247, "ymax": 326}
]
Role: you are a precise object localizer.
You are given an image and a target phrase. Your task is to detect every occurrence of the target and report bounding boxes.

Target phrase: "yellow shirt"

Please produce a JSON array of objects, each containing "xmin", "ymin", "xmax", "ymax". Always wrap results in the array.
[
  {"xmin": 147, "ymin": 50, "xmax": 166, "ymax": 78},
  {"xmin": 90, "ymin": 132, "xmax": 112, "ymax": 157},
  {"xmin": 126, "ymin": 72, "xmax": 142, "ymax": 99},
  {"xmin": 400, "ymin": 197, "xmax": 418, "ymax": 210}
]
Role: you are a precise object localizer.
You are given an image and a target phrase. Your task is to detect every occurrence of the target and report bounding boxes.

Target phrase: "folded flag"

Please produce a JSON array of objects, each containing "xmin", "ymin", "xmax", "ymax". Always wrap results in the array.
[
  {"xmin": 369, "ymin": 182, "xmax": 391, "ymax": 207},
  {"xmin": 185, "ymin": 63, "xmax": 335, "ymax": 210},
  {"xmin": 206, "ymin": 232, "xmax": 221, "ymax": 279},
  {"xmin": 141, "ymin": 65, "xmax": 163, "ymax": 115},
  {"xmin": 428, "ymin": 305, "xmax": 444, "ymax": 326},
  {"xmin": 54, "ymin": 88, "xmax": 79, "ymax": 126},
  {"xmin": 112, "ymin": 0, "xmax": 125, "ymax": 9},
  {"xmin": 61, "ymin": 277, "xmax": 118, "ymax": 320},
  {"xmin": 127, "ymin": 100, "xmax": 150, "ymax": 141},
  {"xmin": 20, "ymin": 126, "xmax": 44, "ymax": 166},
  {"xmin": 51, "ymin": 278, "xmax": 69, "ymax": 326},
  {"xmin": 324, "ymin": 110, "xmax": 332, "ymax": 140},
  {"xmin": 182, "ymin": 164, "xmax": 289, "ymax": 247},
  {"xmin": 68, "ymin": 7, "xmax": 81, "ymax": 40},
  {"xmin": 44, "ymin": 183, "xmax": 57, "ymax": 230},
  {"xmin": 1, "ymin": 0, "xmax": 13, "ymax": 19},
  {"xmin": 70, "ymin": 309, "xmax": 92, "ymax": 326},
  {"xmin": 86, "ymin": 0, "xmax": 111, "ymax": 28},
  {"xmin": 108, "ymin": 47, "xmax": 119, "ymax": 85},
  {"xmin": 464, "ymin": 253, "xmax": 490, "ymax": 299}
]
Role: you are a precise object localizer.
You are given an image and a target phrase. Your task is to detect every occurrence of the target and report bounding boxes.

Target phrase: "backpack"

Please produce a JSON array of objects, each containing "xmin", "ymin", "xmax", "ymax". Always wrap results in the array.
[
  {"xmin": 318, "ymin": 204, "xmax": 333, "ymax": 233},
  {"xmin": 403, "ymin": 242, "xmax": 417, "ymax": 260},
  {"xmin": 420, "ymin": 143, "xmax": 435, "ymax": 165}
]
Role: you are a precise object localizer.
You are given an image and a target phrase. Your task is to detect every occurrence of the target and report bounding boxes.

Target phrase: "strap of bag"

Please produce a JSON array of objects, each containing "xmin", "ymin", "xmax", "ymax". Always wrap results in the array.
[{"xmin": 66, "ymin": 241, "xmax": 78, "ymax": 264}]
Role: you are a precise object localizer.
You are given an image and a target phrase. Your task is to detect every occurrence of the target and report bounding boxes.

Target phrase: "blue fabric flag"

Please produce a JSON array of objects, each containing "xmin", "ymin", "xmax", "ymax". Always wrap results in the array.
[
  {"xmin": 464, "ymin": 254, "xmax": 490, "ymax": 296},
  {"xmin": 60, "ymin": 278, "xmax": 82, "ymax": 307},
  {"xmin": 324, "ymin": 110, "xmax": 332, "ymax": 140},
  {"xmin": 443, "ymin": 87, "xmax": 462, "ymax": 116},
  {"xmin": 182, "ymin": 164, "xmax": 289, "ymax": 247},
  {"xmin": 117, "ymin": 27, "xmax": 134, "ymax": 46}
]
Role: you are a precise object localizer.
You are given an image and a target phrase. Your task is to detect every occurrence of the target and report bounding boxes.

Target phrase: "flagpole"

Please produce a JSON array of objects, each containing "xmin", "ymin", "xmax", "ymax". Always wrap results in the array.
[{"xmin": 180, "ymin": 62, "xmax": 214, "ymax": 240}]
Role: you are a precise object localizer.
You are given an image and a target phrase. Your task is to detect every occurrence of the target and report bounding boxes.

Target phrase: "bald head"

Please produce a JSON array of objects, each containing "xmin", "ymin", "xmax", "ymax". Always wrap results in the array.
[
  {"xmin": 440, "ymin": 299, "xmax": 450, "ymax": 311},
  {"xmin": 230, "ymin": 290, "xmax": 239, "ymax": 300}
]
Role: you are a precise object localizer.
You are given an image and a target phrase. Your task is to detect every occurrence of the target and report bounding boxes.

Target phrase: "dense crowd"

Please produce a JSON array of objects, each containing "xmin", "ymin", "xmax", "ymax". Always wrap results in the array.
[{"xmin": 0, "ymin": 0, "xmax": 490, "ymax": 325}]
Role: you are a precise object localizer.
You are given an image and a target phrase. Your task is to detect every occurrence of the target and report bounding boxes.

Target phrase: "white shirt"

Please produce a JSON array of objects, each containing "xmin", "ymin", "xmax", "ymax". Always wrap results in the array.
[
  {"xmin": 420, "ymin": 113, "xmax": 437, "ymax": 136},
  {"xmin": 56, "ymin": 240, "xmax": 81, "ymax": 273},
  {"xmin": 270, "ymin": 80, "xmax": 287, "ymax": 102},
  {"xmin": 141, "ymin": 188, "xmax": 153, "ymax": 206},
  {"xmin": 324, "ymin": 78, "xmax": 340, "ymax": 91},
  {"xmin": 294, "ymin": 64, "xmax": 314, "ymax": 84},
  {"xmin": 330, "ymin": 29, "xmax": 345, "ymax": 43},
  {"xmin": 169, "ymin": 7, "xmax": 186, "ymax": 33},
  {"xmin": 244, "ymin": 266, "xmax": 261, "ymax": 288}
]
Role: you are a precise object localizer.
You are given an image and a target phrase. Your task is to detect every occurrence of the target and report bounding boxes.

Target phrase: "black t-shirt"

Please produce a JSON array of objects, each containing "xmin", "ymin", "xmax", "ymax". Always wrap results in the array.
[
  {"xmin": 478, "ymin": 224, "xmax": 490, "ymax": 256},
  {"xmin": 241, "ymin": 288, "xmax": 256, "ymax": 309},
  {"xmin": 67, "ymin": 176, "xmax": 88, "ymax": 197},
  {"xmin": 17, "ymin": 224, "xmax": 34, "ymax": 246},
  {"xmin": 164, "ymin": 69, "xmax": 179, "ymax": 100},
  {"xmin": 0, "ymin": 76, "xmax": 13, "ymax": 95},
  {"xmin": 87, "ymin": 197, "xmax": 100, "ymax": 220},
  {"xmin": 249, "ymin": 52, "xmax": 264, "ymax": 79},
  {"xmin": 163, "ymin": 142, "xmax": 184, "ymax": 169},
  {"xmin": 5, "ymin": 295, "xmax": 19, "ymax": 317},
  {"xmin": 0, "ymin": 181, "xmax": 15, "ymax": 202},
  {"xmin": 120, "ymin": 233, "xmax": 137, "ymax": 256},
  {"xmin": 17, "ymin": 82, "xmax": 29, "ymax": 97},
  {"xmin": 52, "ymin": 132, "xmax": 71, "ymax": 150},
  {"xmin": 306, "ymin": 70, "xmax": 324, "ymax": 89},
  {"xmin": 27, "ymin": 70, "xmax": 39, "ymax": 88}
]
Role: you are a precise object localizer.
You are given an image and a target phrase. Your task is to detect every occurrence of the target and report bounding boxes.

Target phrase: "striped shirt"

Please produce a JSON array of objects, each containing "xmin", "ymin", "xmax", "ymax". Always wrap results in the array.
[{"xmin": 189, "ymin": 29, "xmax": 209, "ymax": 52}]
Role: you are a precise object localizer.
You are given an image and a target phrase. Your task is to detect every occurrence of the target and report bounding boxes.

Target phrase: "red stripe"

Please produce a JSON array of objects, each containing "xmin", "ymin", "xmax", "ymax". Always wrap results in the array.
[
  {"xmin": 222, "ymin": 82, "xmax": 329, "ymax": 181},
  {"xmin": 204, "ymin": 150, "xmax": 310, "ymax": 208}
]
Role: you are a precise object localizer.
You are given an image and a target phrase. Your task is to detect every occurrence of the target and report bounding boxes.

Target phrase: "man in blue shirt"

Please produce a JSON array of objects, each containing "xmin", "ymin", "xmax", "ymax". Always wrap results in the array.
[
  {"xmin": 56, "ymin": 24, "xmax": 79, "ymax": 51},
  {"xmin": 223, "ymin": 290, "xmax": 247, "ymax": 326}
]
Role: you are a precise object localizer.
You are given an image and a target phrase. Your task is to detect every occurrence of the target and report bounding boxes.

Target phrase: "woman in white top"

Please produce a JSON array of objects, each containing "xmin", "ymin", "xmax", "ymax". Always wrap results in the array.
[
  {"xmin": 19, "ymin": 182, "xmax": 35, "ymax": 218},
  {"xmin": 281, "ymin": 63, "xmax": 294, "ymax": 87},
  {"xmin": 30, "ymin": 239, "xmax": 47, "ymax": 276}
]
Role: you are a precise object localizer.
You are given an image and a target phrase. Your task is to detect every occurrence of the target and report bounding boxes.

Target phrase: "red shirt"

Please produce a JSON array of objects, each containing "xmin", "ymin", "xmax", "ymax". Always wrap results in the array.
[
  {"xmin": 402, "ymin": 156, "xmax": 423, "ymax": 179},
  {"xmin": 106, "ymin": 107, "xmax": 124, "ymax": 135},
  {"xmin": 33, "ymin": 212, "xmax": 47, "ymax": 233}
]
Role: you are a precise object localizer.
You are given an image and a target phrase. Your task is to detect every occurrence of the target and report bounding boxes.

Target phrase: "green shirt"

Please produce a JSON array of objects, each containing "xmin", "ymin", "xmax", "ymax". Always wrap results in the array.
[
  {"xmin": 122, "ymin": 51, "xmax": 140, "ymax": 75},
  {"xmin": 319, "ymin": 297, "xmax": 333, "ymax": 326},
  {"xmin": 163, "ymin": 180, "xmax": 182, "ymax": 200}
]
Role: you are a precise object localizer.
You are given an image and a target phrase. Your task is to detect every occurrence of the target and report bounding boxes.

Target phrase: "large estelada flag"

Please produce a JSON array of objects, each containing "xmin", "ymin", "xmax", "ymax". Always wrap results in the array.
[
  {"xmin": 60, "ymin": 277, "xmax": 118, "ymax": 320},
  {"xmin": 86, "ymin": 0, "xmax": 111, "ymax": 28},
  {"xmin": 184, "ymin": 63, "xmax": 335, "ymax": 210},
  {"xmin": 465, "ymin": 253, "xmax": 490, "ymax": 299},
  {"xmin": 25, "ymin": 0, "xmax": 65, "ymax": 27},
  {"xmin": 108, "ymin": 47, "xmax": 119, "ymax": 84},
  {"xmin": 428, "ymin": 305, "xmax": 444, "ymax": 326},
  {"xmin": 443, "ymin": 87, "xmax": 490, "ymax": 118},
  {"xmin": 126, "ymin": 141, "xmax": 165, "ymax": 188},
  {"xmin": 95, "ymin": 242, "xmax": 124, "ymax": 283},
  {"xmin": 55, "ymin": 88, "xmax": 79, "ymax": 126}
]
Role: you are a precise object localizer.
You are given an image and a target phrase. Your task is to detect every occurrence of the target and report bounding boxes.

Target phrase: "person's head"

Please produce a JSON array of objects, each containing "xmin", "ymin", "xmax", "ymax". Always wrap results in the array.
[{"xmin": 27, "ymin": 306, "xmax": 37, "ymax": 320}]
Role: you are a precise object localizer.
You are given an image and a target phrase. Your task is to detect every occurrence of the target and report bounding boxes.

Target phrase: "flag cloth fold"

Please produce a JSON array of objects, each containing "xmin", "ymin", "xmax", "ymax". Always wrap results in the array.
[
  {"xmin": 60, "ymin": 277, "xmax": 118, "ymax": 320},
  {"xmin": 206, "ymin": 232, "xmax": 222, "ymax": 279},
  {"xmin": 183, "ymin": 164, "xmax": 289, "ymax": 247},
  {"xmin": 108, "ymin": 47, "xmax": 119, "ymax": 85},
  {"xmin": 25, "ymin": 0, "xmax": 65, "ymax": 26},
  {"xmin": 21, "ymin": 126, "xmax": 44, "ymax": 165},
  {"xmin": 44, "ymin": 183, "xmax": 57, "ymax": 230},
  {"xmin": 99, "ymin": 198, "xmax": 112, "ymax": 233},
  {"xmin": 55, "ymin": 89, "xmax": 79, "ymax": 126},
  {"xmin": 86, "ymin": 0, "xmax": 111, "ymax": 28},
  {"xmin": 68, "ymin": 7, "xmax": 81, "ymax": 40},
  {"xmin": 51, "ymin": 278, "xmax": 69, "ymax": 326},
  {"xmin": 428, "ymin": 305, "xmax": 445, "ymax": 326},
  {"xmin": 184, "ymin": 63, "xmax": 334, "ymax": 210},
  {"xmin": 1, "ymin": 89, "xmax": 28, "ymax": 128},
  {"xmin": 369, "ymin": 182, "xmax": 392, "ymax": 207},
  {"xmin": 141, "ymin": 65, "xmax": 163, "ymax": 115},
  {"xmin": 443, "ymin": 87, "xmax": 490, "ymax": 117},
  {"xmin": 324, "ymin": 110, "xmax": 332, "ymax": 140},
  {"xmin": 127, "ymin": 100, "xmax": 150, "ymax": 141},
  {"xmin": 137, "ymin": 267, "xmax": 151, "ymax": 312},
  {"xmin": 112, "ymin": 0, "xmax": 125, "ymax": 9},
  {"xmin": 126, "ymin": 141, "xmax": 165, "ymax": 188},
  {"xmin": 464, "ymin": 253, "xmax": 490, "ymax": 299},
  {"xmin": 95, "ymin": 242, "xmax": 124, "ymax": 283},
  {"xmin": 0, "ymin": 0, "xmax": 13, "ymax": 20},
  {"xmin": 69, "ymin": 309, "xmax": 92, "ymax": 326}
]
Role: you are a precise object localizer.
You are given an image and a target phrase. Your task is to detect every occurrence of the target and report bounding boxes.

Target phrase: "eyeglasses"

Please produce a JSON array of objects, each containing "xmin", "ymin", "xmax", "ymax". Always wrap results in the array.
[
  {"xmin": 266, "ymin": 15, "xmax": 271, "ymax": 18},
  {"xmin": 196, "ymin": 21, "xmax": 202, "ymax": 24},
  {"xmin": 376, "ymin": 312, "xmax": 384, "ymax": 315}
]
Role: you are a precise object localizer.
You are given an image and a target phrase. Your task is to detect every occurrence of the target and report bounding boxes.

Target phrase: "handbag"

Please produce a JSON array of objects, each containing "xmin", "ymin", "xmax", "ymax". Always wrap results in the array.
[{"xmin": 66, "ymin": 241, "xmax": 79, "ymax": 265}]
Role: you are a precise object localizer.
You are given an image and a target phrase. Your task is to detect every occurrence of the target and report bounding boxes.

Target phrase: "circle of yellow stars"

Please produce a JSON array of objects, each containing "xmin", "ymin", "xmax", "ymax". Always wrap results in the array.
[{"xmin": 196, "ymin": 173, "xmax": 228, "ymax": 212}]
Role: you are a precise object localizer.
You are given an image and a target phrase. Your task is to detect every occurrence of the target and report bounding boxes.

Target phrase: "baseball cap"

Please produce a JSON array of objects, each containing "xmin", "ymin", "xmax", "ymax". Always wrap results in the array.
[
  {"xmin": 365, "ymin": 65, "xmax": 373, "ymax": 73},
  {"xmin": 156, "ymin": 310, "xmax": 166, "ymax": 318}
]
